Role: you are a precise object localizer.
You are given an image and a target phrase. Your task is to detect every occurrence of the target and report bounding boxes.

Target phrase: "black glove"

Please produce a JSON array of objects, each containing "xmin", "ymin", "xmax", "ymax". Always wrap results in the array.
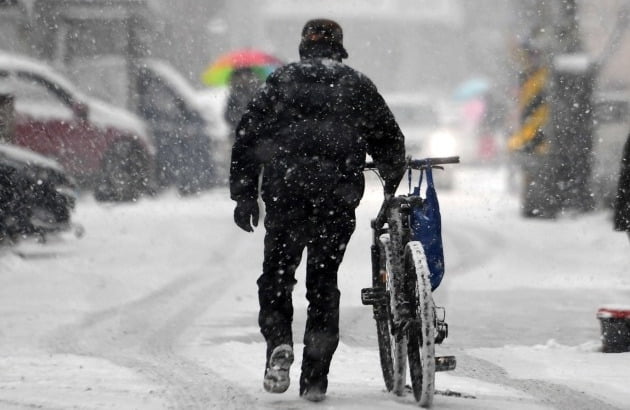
[
  {"xmin": 382, "ymin": 165, "xmax": 405, "ymax": 196},
  {"xmin": 234, "ymin": 199, "xmax": 259, "ymax": 232}
]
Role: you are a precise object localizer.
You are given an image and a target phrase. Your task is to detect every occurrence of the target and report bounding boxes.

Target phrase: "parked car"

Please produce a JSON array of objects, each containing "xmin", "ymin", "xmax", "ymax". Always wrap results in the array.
[
  {"xmin": 136, "ymin": 59, "xmax": 218, "ymax": 193},
  {"xmin": 194, "ymin": 86, "xmax": 231, "ymax": 184},
  {"xmin": 0, "ymin": 52, "xmax": 156, "ymax": 202},
  {"xmin": 68, "ymin": 56, "xmax": 221, "ymax": 194},
  {"xmin": 0, "ymin": 142, "xmax": 76, "ymax": 243},
  {"xmin": 385, "ymin": 93, "xmax": 459, "ymax": 188}
]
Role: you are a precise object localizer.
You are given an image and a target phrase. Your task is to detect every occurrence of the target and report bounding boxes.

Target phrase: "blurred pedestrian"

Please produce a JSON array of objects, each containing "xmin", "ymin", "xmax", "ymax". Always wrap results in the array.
[
  {"xmin": 224, "ymin": 67, "xmax": 262, "ymax": 140},
  {"xmin": 229, "ymin": 18, "xmax": 405, "ymax": 402},
  {"xmin": 614, "ymin": 131, "xmax": 630, "ymax": 242}
]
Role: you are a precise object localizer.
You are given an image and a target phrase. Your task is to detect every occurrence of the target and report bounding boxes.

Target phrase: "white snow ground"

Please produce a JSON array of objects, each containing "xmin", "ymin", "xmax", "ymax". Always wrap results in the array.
[{"xmin": 1, "ymin": 166, "xmax": 629, "ymax": 409}]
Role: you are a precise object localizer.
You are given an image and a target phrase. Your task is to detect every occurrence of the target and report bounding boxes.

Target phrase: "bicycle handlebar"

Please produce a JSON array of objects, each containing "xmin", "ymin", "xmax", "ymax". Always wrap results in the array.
[
  {"xmin": 365, "ymin": 156, "xmax": 460, "ymax": 171},
  {"xmin": 407, "ymin": 156, "xmax": 460, "ymax": 168},
  {"xmin": 367, "ymin": 156, "xmax": 459, "ymax": 229}
]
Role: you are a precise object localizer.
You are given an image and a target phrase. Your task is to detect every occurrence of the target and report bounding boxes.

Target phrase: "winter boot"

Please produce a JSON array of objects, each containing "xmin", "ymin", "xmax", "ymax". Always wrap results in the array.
[
  {"xmin": 263, "ymin": 344, "xmax": 294, "ymax": 393},
  {"xmin": 300, "ymin": 385, "xmax": 326, "ymax": 402},
  {"xmin": 299, "ymin": 375, "xmax": 327, "ymax": 402}
]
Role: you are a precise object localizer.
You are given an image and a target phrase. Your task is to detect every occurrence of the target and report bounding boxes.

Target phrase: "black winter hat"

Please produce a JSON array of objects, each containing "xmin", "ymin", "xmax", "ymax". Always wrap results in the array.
[{"xmin": 299, "ymin": 18, "xmax": 348, "ymax": 60}]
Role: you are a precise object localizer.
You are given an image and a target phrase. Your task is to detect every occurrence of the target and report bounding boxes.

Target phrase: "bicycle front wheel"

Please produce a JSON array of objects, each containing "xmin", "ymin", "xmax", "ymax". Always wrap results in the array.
[{"xmin": 404, "ymin": 241, "xmax": 436, "ymax": 408}]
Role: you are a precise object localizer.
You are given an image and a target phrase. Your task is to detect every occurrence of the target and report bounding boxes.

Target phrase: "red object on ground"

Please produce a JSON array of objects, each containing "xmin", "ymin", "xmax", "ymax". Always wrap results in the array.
[{"xmin": 597, "ymin": 306, "xmax": 630, "ymax": 320}]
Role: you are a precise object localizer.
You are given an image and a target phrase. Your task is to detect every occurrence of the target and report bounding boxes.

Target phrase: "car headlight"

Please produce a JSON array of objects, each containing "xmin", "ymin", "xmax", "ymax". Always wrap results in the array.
[{"xmin": 427, "ymin": 129, "xmax": 457, "ymax": 156}]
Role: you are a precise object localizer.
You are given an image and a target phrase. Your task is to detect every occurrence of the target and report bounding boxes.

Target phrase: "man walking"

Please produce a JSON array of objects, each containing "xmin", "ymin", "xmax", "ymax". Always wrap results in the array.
[{"xmin": 230, "ymin": 18, "xmax": 405, "ymax": 402}]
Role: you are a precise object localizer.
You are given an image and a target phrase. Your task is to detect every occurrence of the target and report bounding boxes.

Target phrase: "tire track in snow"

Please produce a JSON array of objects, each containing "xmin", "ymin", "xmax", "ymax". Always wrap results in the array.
[
  {"xmin": 441, "ymin": 219, "xmax": 507, "ymax": 276},
  {"xmin": 46, "ymin": 270, "xmax": 258, "ymax": 409},
  {"xmin": 453, "ymin": 353, "xmax": 622, "ymax": 410}
]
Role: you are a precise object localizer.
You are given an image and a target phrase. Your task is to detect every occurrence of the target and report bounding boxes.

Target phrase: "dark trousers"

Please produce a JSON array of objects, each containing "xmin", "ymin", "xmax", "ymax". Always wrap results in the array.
[{"xmin": 257, "ymin": 201, "xmax": 355, "ymax": 391}]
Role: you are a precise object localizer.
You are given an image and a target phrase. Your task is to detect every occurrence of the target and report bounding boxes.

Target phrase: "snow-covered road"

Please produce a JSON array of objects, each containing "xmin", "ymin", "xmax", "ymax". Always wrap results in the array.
[{"xmin": 1, "ymin": 166, "xmax": 629, "ymax": 409}]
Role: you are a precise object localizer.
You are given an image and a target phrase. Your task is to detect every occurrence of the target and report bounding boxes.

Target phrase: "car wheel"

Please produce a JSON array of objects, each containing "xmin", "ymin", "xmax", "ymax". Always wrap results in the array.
[{"xmin": 94, "ymin": 141, "xmax": 150, "ymax": 202}]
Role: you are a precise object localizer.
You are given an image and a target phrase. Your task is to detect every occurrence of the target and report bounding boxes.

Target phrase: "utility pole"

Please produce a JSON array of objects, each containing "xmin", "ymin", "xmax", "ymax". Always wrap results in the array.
[
  {"xmin": 509, "ymin": 0, "xmax": 557, "ymax": 218},
  {"xmin": 549, "ymin": 0, "xmax": 596, "ymax": 213},
  {"xmin": 509, "ymin": 0, "xmax": 595, "ymax": 217}
]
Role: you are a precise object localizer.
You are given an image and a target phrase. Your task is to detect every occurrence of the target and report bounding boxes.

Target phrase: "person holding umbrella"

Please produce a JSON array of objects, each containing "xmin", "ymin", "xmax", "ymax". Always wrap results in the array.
[
  {"xmin": 230, "ymin": 19, "xmax": 405, "ymax": 401},
  {"xmin": 224, "ymin": 67, "xmax": 262, "ymax": 140},
  {"xmin": 202, "ymin": 49, "xmax": 283, "ymax": 141}
]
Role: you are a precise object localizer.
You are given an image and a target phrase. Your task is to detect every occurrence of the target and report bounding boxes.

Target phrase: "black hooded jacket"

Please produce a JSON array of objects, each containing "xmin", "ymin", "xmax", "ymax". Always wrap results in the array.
[{"xmin": 230, "ymin": 55, "xmax": 405, "ymax": 210}]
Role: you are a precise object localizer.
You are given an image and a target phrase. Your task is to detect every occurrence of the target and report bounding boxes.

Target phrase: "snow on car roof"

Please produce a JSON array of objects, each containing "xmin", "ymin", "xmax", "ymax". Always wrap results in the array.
[
  {"xmin": 142, "ymin": 59, "xmax": 204, "ymax": 111},
  {"xmin": 0, "ymin": 51, "xmax": 151, "ymax": 142},
  {"xmin": 0, "ymin": 142, "xmax": 63, "ymax": 172},
  {"xmin": 0, "ymin": 51, "xmax": 81, "ymax": 96}
]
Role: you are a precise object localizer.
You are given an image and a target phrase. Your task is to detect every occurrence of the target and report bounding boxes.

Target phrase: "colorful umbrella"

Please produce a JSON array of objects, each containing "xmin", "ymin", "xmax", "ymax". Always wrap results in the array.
[{"xmin": 201, "ymin": 49, "xmax": 284, "ymax": 86}]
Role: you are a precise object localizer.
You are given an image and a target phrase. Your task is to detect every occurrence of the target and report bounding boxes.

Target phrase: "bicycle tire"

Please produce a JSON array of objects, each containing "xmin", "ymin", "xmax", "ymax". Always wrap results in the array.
[
  {"xmin": 375, "ymin": 308, "xmax": 395, "ymax": 391},
  {"xmin": 382, "ymin": 206, "xmax": 409, "ymax": 396},
  {"xmin": 374, "ymin": 238, "xmax": 395, "ymax": 391},
  {"xmin": 404, "ymin": 241, "xmax": 436, "ymax": 407}
]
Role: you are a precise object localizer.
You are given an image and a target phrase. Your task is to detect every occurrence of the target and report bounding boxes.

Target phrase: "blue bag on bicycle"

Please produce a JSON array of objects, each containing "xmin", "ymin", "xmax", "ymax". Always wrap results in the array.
[{"xmin": 410, "ymin": 166, "xmax": 444, "ymax": 291}]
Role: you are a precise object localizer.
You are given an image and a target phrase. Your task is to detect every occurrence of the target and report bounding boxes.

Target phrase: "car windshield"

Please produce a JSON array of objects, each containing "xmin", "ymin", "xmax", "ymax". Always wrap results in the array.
[{"xmin": 390, "ymin": 103, "xmax": 438, "ymax": 127}]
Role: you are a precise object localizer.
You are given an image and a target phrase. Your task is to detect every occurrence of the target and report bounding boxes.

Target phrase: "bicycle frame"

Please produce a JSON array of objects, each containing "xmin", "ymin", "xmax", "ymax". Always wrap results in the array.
[
  {"xmin": 361, "ymin": 156, "xmax": 459, "ymax": 405},
  {"xmin": 365, "ymin": 155, "xmax": 459, "ymax": 318},
  {"xmin": 372, "ymin": 196, "xmax": 420, "ymax": 318}
]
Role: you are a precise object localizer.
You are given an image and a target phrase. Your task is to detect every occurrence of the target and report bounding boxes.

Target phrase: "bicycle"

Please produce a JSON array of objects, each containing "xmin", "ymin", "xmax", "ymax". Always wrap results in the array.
[{"xmin": 361, "ymin": 156, "xmax": 459, "ymax": 408}]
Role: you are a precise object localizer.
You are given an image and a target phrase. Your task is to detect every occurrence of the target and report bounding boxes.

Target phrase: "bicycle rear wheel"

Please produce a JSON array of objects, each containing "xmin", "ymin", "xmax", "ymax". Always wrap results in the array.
[
  {"xmin": 371, "ymin": 235, "xmax": 394, "ymax": 391},
  {"xmin": 404, "ymin": 241, "xmax": 436, "ymax": 407},
  {"xmin": 378, "ymin": 234, "xmax": 407, "ymax": 395},
  {"xmin": 387, "ymin": 207, "xmax": 411, "ymax": 396}
]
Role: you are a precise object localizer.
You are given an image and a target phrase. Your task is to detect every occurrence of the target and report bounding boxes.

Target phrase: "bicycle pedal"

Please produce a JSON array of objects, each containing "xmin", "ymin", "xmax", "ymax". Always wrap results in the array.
[
  {"xmin": 435, "ymin": 322, "xmax": 448, "ymax": 344},
  {"xmin": 361, "ymin": 287, "xmax": 388, "ymax": 306},
  {"xmin": 435, "ymin": 355, "xmax": 456, "ymax": 372}
]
